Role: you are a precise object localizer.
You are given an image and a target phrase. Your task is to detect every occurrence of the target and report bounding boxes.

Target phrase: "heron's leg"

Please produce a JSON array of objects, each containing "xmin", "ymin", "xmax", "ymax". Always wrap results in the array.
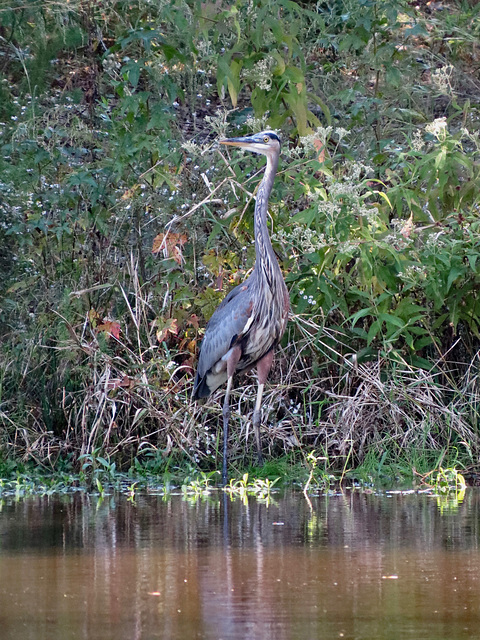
[
  {"xmin": 222, "ymin": 375, "xmax": 234, "ymax": 486},
  {"xmin": 253, "ymin": 349, "xmax": 274, "ymax": 466},
  {"xmin": 222, "ymin": 346, "xmax": 242, "ymax": 486},
  {"xmin": 252, "ymin": 383, "xmax": 265, "ymax": 467}
]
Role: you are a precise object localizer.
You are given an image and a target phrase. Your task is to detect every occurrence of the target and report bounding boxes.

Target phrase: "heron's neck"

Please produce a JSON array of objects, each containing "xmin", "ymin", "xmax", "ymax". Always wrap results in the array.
[{"xmin": 253, "ymin": 153, "xmax": 280, "ymax": 286}]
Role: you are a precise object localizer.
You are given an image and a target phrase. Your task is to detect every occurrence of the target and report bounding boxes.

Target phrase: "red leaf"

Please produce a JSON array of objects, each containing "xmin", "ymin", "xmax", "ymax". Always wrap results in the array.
[{"xmin": 97, "ymin": 320, "xmax": 121, "ymax": 340}]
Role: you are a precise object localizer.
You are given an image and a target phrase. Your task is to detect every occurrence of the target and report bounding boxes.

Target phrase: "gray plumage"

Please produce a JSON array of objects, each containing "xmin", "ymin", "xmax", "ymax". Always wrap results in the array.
[{"xmin": 193, "ymin": 131, "xmax": 289, "ymax": 484}]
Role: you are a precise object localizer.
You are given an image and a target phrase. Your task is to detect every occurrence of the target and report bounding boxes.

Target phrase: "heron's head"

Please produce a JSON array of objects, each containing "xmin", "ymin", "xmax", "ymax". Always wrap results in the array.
[{"xmin": 219, "ymin": 131, "xmax": 281, "ymax": 160}]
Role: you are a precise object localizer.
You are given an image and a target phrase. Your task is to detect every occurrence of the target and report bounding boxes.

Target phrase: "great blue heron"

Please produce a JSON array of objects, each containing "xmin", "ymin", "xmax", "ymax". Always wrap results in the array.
[{"xmin": 193, "ymin": 131, "xmax": 289, "ymax": 484}]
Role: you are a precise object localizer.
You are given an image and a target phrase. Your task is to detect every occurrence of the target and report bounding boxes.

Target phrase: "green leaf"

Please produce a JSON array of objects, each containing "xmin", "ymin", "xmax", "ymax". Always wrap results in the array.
[
  {"xmin": 378, "ymin": 313, "xmax": 405, "ymax": 329},
  {"xmin": 349, "ymin": 307, "xmax": 373, "ymax": 327},
  {"xmin": 127, "ymin": 63, "xmax": 141, "ymax": 88},
  {"xmin": 367, "ymin": 319, "xmax": 381, "ymax": 345},
  {"xmin": 414, "ymin": 336, "xmax": 434, "ymax": 350},
  {"xmin": 217, "ymin": 56, "xmax": 241, "ymax": 106},
  {"xmin": 447, "ymin": 267, "xmax": 464, "ymax": 293},
  {"xmin": 434, "ymin": 148, "xmax": 447, "ymax": 170},
  {"xmin": 293, "ymin": 208, "xmax": 317, "ymax": 225},
  {"xmin": 467, "ymin": 254, "xmax": 478, "ymax": 271}
]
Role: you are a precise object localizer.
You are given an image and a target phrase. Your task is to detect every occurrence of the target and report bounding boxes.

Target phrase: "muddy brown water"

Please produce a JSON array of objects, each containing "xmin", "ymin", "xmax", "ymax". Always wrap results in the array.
[{"xmin": 0, "ymin": 489, "xmax": 479, "ymax": 640}]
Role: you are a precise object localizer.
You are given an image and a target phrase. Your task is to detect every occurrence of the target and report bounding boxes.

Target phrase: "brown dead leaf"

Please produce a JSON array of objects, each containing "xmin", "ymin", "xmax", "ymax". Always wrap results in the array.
[
  {"xmin": 88, "ymin": 308, "xmax": 101, "ymax": 325},
  {"xmin": 121, "ymin": 185, "xmax": 140, "ymax": 200},
  {"xmin": 313, "ymin": 138, "xmax": 325, "ymax": 163},
  {"xmin": 400, "ymin": 213, "xmax": 414, "ymax": 238},
  {"xmin": 171, "ymin": 245, "xmax": 184, "ymax": 265},
  {"xmin": 155, "ymin": 317, "xmax": 179, "ymax": 342},
  {"xmin": 215, "ymin": 271, "xmax": 224, "ymax": 290},
  {"xmin": 152, "ymin": 232, "xmax": 188, "ymax": 264},
  {"xmin": 188, "ymin": 314, "xmax": 200, "ymax": 330},
  {"xmin": 106, "ymin": 376, "xmax": 134, "ymax": 391}
]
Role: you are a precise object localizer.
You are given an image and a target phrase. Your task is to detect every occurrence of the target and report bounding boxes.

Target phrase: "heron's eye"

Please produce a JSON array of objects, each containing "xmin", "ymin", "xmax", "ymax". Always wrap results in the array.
[{"xmin": 263, "ymin": 136, "xmax": 269, "ymax": 143}]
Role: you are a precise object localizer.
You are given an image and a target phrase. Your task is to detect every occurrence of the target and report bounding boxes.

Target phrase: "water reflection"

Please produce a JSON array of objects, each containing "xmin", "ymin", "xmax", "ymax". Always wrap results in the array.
[{"xmin": 0, "ymin": 489, "xmax": 479, "ymax": 640}]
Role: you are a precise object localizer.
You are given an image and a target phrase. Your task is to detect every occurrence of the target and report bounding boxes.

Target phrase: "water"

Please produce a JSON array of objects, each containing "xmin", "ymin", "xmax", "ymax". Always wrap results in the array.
[{"xmin": 1, "ymin": 489, "xmax": 479, "ymax": 640}]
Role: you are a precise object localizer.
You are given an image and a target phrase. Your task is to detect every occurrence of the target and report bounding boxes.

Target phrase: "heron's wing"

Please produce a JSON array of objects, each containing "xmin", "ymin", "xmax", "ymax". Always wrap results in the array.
[{"xmin": 193, "ymin": 280, "xmax": 254, "ymax": 398}]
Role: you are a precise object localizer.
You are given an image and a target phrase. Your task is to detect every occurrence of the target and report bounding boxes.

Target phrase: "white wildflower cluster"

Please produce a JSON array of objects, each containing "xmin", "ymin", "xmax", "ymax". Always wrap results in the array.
[
  {"xmin": 297, "ymin": 290, "xmax": 316, "ymax": 307},
  {"xmin": 181, "ymin": 140, "xmax": 203, "ymax": 156},
  {"xmin": 425, "ymin": 117, "xmax": 447, "ymax": 141},
  {"xmin": 362, "ymin": 207, "xmax": 383, "ymax": 228},
  {"xmin": 326, "ymin": 179, "xmax": 360, "ymax": 200},
  {"xmin": 411, "ymin": 129, "xmax": 425, "ymax": 152},
  {"xmin": 284, "ymin": 126, "xmax": 349, "ymax": 160},
  {"xmin": 389, "ymin": 219, "xmax": 415, "ymax": 245},
  {"xmin": 460, "ymin": 127, "xmax": 480, "ymax": 152},
  {"xmin": 391, "ymin": 219, "xmax": 405, "ymax": 233},
  {"xmin": 299, "ymin": 126, "xmax": 332, "ymax": 151},
  {"xmin": 431, "ymin": 65, "xmax": 454, "ymax": 95},
  {"xmin": 102, "ymin": 53, "xmax": 121, "ymax": 77},
  {"xmin": 196, "ymin": 39, "xmax": 214, "ymax": 57},
  {"xmin": 425, "ymin": 231, "xmax": 446, "ymax": 250},
  {"xmin": 345, "ymin": 161, "xmax": 374, "ymax": 182},
  {"xmin": 312, "ymin": 163, "xmax": 379, "ymax": 230},
  {"xmin": 244, "ymin": 113, "xmax": 269, "ymax": 132},
  {"xmin": 397, "ymin": 264, "xmax": 427, "ymax": 282},
  {"xmin": 337, "ymin": 240, "xmax": 359, "ymax": 256},
  {"xmin": 242, "ymin": 56, "xmax": 275, "ymax": 91},
  {"xmin": 382, "ymin": 232, "xmax": 411, "ymax": 250},
  {"xmin": 204, "ymin": 109, "xmax": 229, "ymax": 136},
  {"xmin": 318, "ymin": 200, "xmax": 381, "ymax": 231},
  {"xmin": 274, "ymin": 226, "xmax": 327, "ymax": 253},
  {"xmin": 301, "ymin": 126, "xmax": 348, "ymax": 148},
  {"xmin": 281, "ymin": 146, "xmax": 302, "ymax": 160}
]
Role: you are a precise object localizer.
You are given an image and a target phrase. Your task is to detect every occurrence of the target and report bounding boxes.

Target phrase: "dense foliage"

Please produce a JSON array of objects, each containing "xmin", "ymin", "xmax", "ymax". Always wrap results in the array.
[{"xmin": 1, "ymin": 0, "xmax": 480, "ymax": 482}]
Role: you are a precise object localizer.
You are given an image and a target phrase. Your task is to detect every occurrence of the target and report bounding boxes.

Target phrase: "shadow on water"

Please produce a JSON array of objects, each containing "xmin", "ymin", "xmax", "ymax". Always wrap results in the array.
[{"xmin": 1, "ymin": 489, "xmax": 480, "ymax": 640}]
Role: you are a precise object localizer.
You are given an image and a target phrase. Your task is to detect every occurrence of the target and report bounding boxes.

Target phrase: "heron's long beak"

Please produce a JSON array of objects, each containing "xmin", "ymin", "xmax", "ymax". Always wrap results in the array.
[{"xmin": 219, "ymin": 136, "xmax": 256, "ymax": 148}]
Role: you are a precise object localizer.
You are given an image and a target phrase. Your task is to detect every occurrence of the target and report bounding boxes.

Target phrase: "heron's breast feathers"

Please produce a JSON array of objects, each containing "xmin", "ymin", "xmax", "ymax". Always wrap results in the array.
[{"xmin": 193, "ymin": 272, "xmax": 289, "ymax": 398}]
